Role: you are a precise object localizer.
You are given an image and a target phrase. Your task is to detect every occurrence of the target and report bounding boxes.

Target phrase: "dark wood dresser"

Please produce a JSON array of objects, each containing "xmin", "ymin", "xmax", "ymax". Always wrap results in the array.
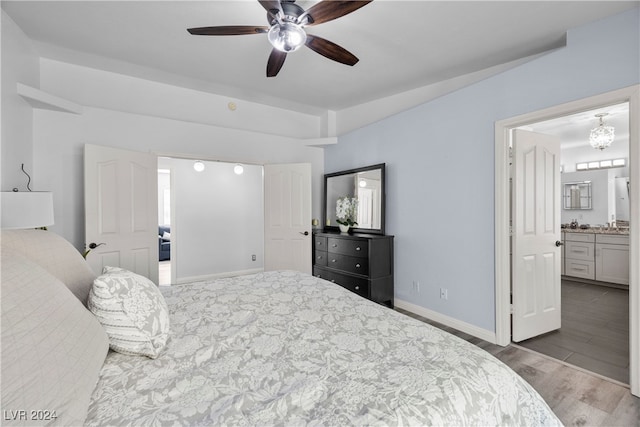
[{"xmin": 312, "ymin": 231, "xmax": 394, "ymax": 307}]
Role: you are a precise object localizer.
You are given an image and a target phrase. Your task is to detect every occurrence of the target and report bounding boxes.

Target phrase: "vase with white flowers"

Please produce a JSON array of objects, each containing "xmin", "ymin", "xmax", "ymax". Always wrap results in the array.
[{"xmin": 336, "ymin": 196, "xmax": 358, "ymax": 233}]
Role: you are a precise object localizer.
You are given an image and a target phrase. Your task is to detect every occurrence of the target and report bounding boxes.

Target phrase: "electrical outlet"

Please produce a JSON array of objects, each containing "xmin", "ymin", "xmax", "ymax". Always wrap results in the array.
[
  {"xmin": 252, "ymin": 254, "xmax": 256, "ymax": 261},
  {"xmin": 440, "ymin": 288, "xmax": 448, "ymax": 300}
]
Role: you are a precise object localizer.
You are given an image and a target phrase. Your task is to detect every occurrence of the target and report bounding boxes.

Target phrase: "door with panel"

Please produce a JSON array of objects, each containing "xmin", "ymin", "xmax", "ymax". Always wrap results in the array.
[
  {"xmin": 264, "ymin": 163, "xmax": 312, "ymax": 274},
  {"xmin": 84, "ymin": 144, "xmax": 158, "ymax": 284},
  {"xmin": 512, "ymin": 129, "xmax": 562, "ymax": 342}
]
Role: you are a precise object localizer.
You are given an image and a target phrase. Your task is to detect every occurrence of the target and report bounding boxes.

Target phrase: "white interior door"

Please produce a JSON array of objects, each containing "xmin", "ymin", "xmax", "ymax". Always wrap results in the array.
[
  {"xmin": 84, "ymin": 144, "xmax": 158, "ymax": 284},
  {"xmin": 264, "ymin": 163, "xmax": 311, "ymax": 273},
  {"xmin": 512, "ymin": 129, "xmax": 562, "ymax": 342}
]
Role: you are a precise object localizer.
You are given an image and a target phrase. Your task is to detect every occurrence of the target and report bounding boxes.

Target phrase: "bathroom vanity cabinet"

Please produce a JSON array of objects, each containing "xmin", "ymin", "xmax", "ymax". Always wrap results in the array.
[
  {"xmin": 562, "ymin": 231, "xmax": 629, "ymax": 286},
  {"xmin": 595, "ymin": 234, "xmax": 630, "ymax": 285}
]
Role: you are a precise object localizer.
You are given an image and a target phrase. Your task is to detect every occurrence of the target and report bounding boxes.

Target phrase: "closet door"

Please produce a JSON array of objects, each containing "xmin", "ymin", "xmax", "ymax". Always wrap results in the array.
[
  {"xmin": 84, "ymin": 144, "xmax": 158, "ymax": 284},
  {"xmin": 264, "ymin": 163, "xmax": 311, "ymax": 273}
]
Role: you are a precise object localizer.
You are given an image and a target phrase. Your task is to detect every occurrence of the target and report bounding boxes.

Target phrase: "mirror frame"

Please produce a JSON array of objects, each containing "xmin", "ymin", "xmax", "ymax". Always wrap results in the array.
[
  {"xmin": 563, "ymin": 181, "xmax": 592, "ymax": 210},
  {"xmin": 323, "ymin": 163, "xmax": 386, "ymax": 235}
]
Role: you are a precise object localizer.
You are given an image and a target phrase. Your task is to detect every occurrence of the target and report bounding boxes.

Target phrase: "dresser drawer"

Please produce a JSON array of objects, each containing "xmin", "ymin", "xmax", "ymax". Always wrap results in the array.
[
  {"xmin": 327, "ymin": 237, "xmax": 369, "ymax": 257},
  {"xmin": 565, "ymin": 241, "xmax": 594, "ymax": 261},
  {"xmin": 337, "ymin": 275, "xmax": 369, "ymax": 298},
  {"xmin": 314, "ymin": 250, "xmax": 328, "ymax": 267},
  {"xmin": 314, "ymin": 236, "xmax": 327, "ymax": 250},
  {"xmin": 327, "ymin": 253, "xmax": 368, "ymax": 275},
  {"xmin": 313, "ymin": 267, "xmax": 369, "ymax": 298}
]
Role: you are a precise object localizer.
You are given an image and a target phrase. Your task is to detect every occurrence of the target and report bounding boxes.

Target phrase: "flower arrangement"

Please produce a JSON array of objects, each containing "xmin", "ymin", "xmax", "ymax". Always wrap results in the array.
[{"xmin": 336, "ymin": 196, "xmax": 358, "ymax": 227}]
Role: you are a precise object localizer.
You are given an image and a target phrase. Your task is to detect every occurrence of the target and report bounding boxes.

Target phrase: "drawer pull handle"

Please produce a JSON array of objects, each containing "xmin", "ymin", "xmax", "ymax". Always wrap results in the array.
[
  {"xmin": 355, "ymin": 286, "xmax": 360, "ymax": 290},
  {"xmin": 331, "ymin": 259, "xmax": 337, "ymax": 263},
  {"xmin": 332, "ymin": 244, "xmax": 338, "ymax": 248},
  {"xmin": 355, "ymin": 263, "xmax": 361, "ymax": 268},
  {"xmin": 317, "ymin": 256, "xmax": 323, "ymax": 260},
  {"xmin": 355, "ymin": 247, "xmax": 361, "ymax": 251},
  {"xmin": 331, "ymin": 279, "xmax": 336, "ymax": 283}
]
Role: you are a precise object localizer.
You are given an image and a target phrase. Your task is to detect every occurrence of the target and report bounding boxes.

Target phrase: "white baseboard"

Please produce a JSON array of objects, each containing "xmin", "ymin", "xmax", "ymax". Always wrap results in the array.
[
  {"xmin": 176, "ymin": 268, "xmax": 264, "ymax": 285},
  {"xmin": 395, "ymin": 298, "xmax": 498, "ymax": 344}
]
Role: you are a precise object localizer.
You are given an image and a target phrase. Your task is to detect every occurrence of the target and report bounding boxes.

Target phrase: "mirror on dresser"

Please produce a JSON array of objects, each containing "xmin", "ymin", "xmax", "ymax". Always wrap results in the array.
[{"xmin": 323, "ymin": 163, "xmax": 385, "ymax": 234}]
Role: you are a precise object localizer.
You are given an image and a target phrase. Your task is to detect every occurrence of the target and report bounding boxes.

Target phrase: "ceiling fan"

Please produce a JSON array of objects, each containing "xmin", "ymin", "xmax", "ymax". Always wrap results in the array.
[{"xmin": 187, "ymin": 0, "xmax": 372, "ymax": 77}]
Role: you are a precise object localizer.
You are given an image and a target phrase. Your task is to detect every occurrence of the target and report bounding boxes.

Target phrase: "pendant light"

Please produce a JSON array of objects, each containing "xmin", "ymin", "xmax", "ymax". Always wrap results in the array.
[{"xmin": 589, "ymin": 113, "xmax": 615, "ymax": 151}]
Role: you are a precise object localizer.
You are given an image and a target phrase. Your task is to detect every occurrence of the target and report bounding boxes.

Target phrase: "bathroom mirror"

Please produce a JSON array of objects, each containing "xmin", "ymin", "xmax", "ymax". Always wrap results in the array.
[
  {"xmin": 324, "ymin": 163, "xmax": 385, "ymax": 234},
  {"xmin": 615, "ymin": 177, "xmax": 630, "ymax": 221},
  {"xmin": 563, "ymin": 181, "xmax": 592, "ymax": 210}
]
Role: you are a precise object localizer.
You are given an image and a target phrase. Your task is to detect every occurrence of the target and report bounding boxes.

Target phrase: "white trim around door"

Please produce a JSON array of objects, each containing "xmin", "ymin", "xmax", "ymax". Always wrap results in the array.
[{"xmin": 494, "ymin": 85, "xmax": 640, "ymax": 396}]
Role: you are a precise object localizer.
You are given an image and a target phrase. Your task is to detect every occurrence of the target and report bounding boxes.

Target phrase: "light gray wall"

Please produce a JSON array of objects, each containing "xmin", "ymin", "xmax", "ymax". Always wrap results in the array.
[
  {"xmin": 158, "ymin": 170, "xmax": 171, "ymax": 225},
  {"xmin": 1, "ymin": 32, "xmax": 324, "ymax": 249},
  {"xmin": 1, "ymin": 11, "xmax": 39, "ymax": 191},
  {"xmin": 324, "ymin": 8, "xmax": 640, "ymax": 333},
  {"xmin": 32, "ymin": 106, "xmax": 324, "ymax": 251},
  {"xmin": 158, "ymin": 158, "xmax": 264, "ymax": 280}
]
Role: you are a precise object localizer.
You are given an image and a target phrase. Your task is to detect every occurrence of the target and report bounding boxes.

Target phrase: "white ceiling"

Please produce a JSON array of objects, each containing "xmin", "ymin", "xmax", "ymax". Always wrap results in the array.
[
  {"xmin": 527, "ymin": 102, "xmax": 630, "ymax": 150},
  {"xmin": 3, "ymin": 0, "xmax": 637, "ymax": 116}
]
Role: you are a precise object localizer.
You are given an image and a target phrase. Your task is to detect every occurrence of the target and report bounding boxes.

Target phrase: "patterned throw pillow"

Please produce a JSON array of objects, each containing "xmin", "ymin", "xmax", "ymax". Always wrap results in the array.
[{"xmin": 88, "ymin": 266, "xmax": 170, "ymax": 358}]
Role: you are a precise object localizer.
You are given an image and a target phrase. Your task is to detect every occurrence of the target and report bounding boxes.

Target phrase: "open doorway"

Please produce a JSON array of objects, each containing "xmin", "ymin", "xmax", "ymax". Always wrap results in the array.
[
  {"xmin": 157, "ymin": 156, "xmax": 265, "ymax": 285},
  {"xmin": 494, "ymin": 85, "xmax": 639, "ymax": 396},
  {"xmin": 158, "ymin": 168, "xmax": 172, "ymax": 286},
  {"xmin": 513, "ymin": 103, "xmax": 630, "ymax": 384}
]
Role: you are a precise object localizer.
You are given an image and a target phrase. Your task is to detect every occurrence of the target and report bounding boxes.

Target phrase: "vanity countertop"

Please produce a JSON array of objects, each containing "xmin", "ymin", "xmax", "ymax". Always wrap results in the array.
[{"xmin": 562, "ymin": 227, "xmax": 629, "ymax": 235}]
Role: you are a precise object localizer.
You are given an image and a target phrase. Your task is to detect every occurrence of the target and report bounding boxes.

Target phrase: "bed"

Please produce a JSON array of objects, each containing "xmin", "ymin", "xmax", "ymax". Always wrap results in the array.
[{"xmin": 1, "ymin": 230, "xmax": 561, "ymax": 426}]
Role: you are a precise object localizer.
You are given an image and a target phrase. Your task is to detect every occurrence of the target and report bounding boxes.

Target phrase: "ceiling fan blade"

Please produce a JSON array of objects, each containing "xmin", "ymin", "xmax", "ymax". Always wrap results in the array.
[
  {"xmin": 302, "ymin": 1, "xmax": 372, "ymax": 26},
  {"xmin": 305, "ymin": 34, "xmax": 359, "ymax": 66},
  {"xmin": 266, "ymin": 49, "xmax": 287, "ymax": 77},
  {"xmin": 187, "ymin": 26, "xmax": 268, "ymax": 36},
  {"xmin": 258, "ymin": 0, "xmax": 283, "ymax": 20}
]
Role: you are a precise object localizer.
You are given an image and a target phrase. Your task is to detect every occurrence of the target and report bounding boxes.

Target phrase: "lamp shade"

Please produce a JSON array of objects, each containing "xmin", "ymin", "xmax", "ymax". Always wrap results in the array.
[{"xmin": 1, "ymin": 191, "xmax": 54, "ymax": 229}]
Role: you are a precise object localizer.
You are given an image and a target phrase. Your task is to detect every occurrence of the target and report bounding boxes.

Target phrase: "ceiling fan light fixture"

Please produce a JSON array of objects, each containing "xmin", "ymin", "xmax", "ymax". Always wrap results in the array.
[
  {"xmin": 589, "ymin": 113, "xmax": 615, "ymax": 151},
  {"xmin": 268, "ymin": 22, "xmax": 306, "ymax": 52}
]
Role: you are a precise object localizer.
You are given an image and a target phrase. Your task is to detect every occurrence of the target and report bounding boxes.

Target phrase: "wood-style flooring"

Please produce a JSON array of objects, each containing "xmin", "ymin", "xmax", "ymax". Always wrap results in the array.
[
  {"xmin": 396, "ymin": 307, "xmax": 640, "ymax": 427},
  {"xmin": 159, "ymin": 260, "xmax": 171, "ymax": 286},
  {"xmin": 518, "ymin": 280, "xmax": 629, "ymax": 384}
]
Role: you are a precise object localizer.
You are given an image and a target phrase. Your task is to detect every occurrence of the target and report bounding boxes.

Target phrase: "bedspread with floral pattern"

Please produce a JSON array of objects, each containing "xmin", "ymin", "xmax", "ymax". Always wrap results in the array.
[{"xmin": 86, "ymin": 271, "xmax": 561, "ymax": 426}]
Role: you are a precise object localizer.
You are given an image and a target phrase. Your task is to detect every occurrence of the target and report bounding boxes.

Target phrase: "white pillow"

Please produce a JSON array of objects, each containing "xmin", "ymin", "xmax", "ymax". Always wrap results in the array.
[
  {"xmin": 1, "ymin": 230, "xmax": 97, "ymax": 305},
  {"xmin": 1, "ymin": 250, "xmax": 109, "ymax": 426},
  {"xmin": 88, "ymin": 266, "xmax": 170, "ymax": 358}
]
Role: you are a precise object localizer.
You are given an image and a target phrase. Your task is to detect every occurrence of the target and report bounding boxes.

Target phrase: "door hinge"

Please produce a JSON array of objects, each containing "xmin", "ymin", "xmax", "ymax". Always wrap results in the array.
[{"xmin": 510, "ymin": 304, "xmax": 514, "ymax": 314}]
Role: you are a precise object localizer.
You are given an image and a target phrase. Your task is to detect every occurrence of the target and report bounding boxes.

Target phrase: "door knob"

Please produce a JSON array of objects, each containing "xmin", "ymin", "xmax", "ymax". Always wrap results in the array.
[
  {"xmin": 299, "ymin": 231, "xmax": 309, "ymax": 236},
  {"xmin": 88, "ymin": 242, "xmax": 106, "ymax": 249},
  {"xmin": 555, "ymin": 240, "xmax": 564, "ymax": 247}
]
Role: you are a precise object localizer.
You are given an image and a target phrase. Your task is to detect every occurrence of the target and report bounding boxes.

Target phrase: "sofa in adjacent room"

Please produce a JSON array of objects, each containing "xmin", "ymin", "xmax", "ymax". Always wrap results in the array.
[{"xmin": 158, "ymin": 226, "xmax": 170, "ymax": 261}]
